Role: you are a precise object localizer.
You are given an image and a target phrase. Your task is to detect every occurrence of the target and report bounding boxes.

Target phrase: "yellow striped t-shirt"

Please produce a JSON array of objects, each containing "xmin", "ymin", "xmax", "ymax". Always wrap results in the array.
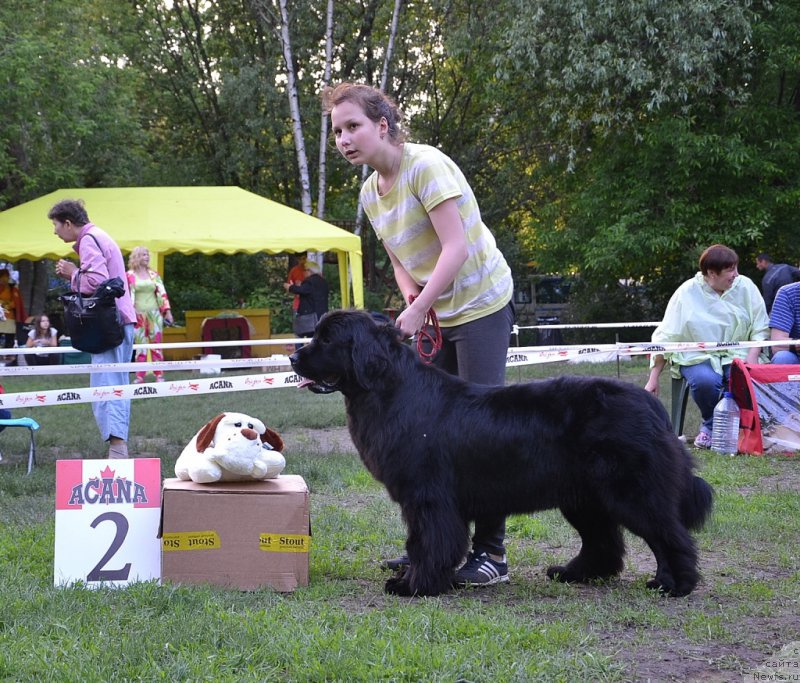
[{"xmin": 361, "ymin": 142, "xmax": 513, "ymax": 326}]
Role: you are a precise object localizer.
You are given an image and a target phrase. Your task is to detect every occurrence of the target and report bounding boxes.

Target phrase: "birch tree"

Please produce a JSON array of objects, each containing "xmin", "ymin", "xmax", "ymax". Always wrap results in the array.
[
  {"xmin": 316, "ymin": 0, "xmax": 334, "ymax": 220},
  {"xmin": 278, "ymin": 0, "xmax": 312, "ymax": 215},
  {"xmin": 250, "ymin": 0, "xmax": 312, "ymax": 214}
]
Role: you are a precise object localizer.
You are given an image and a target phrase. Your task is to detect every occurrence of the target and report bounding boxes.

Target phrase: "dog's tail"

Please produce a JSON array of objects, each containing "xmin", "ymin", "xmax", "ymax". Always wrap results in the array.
[{"xmin": 681, "ymin": 475, "xmax": 714, "ymax": 530}]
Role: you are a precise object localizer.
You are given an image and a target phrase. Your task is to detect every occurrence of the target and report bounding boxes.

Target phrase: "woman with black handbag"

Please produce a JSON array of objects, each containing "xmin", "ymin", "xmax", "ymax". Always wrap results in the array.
[{"xmin": 51, "ymin": 199, "xmax": 137, "ymax": 459}]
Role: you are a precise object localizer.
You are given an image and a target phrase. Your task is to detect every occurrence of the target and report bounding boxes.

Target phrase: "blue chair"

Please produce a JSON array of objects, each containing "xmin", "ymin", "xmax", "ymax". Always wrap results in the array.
[{"xmin": 0, "ymin": 417, "xmax": 41, "ymax": 475}]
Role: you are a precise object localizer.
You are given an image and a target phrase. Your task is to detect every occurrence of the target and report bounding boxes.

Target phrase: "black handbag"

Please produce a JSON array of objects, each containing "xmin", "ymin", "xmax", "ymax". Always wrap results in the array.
[
  {"xmin": 293, "ymin": 312, "xmax": 319, "ymax": 336},
  {"xmin": 60, "ymin": 274, "xmax": 125, "ymax": 354}
]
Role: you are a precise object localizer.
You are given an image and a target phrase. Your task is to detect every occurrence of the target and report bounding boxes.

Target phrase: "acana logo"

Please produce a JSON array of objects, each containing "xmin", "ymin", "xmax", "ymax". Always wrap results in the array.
[
  {"xmin": 133, "ymin": 386, "xmax": 158, "ymax": 396},
  {"xmin": 67, "ymin": 472, "xmax": 149, "ymax": 506},
  {"xmin": 209, "ymin": 380, "xmax": 233, "ymax": 390},
  {"xmin": 57, "ymin": 391, "xmax": 82, "ymax": 402}
]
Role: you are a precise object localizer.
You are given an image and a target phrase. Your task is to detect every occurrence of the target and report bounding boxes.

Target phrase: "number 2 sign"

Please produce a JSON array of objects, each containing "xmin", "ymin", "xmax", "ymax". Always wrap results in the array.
[{"xmin": 54, "ymin": 458, "xmax": 162, "ymax": 587}]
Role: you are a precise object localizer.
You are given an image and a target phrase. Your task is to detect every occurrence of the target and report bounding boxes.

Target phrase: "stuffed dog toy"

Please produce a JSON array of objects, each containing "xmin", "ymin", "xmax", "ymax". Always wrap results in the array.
[{"xmin": 175, "ymin": 412, "xmax": 286, "ymax": 484}]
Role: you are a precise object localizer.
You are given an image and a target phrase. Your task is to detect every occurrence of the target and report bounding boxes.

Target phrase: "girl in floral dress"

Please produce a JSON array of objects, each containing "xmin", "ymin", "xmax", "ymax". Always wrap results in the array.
[{"xmin": 126, "ymin": 247, "xmax": 173, "ymax": 383}]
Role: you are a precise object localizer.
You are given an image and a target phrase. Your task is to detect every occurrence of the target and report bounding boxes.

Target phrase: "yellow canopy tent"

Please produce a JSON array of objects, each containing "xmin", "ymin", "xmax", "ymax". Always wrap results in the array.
[{"xmin": 0, "ymin": 186, "xmax": 363, "ymax": 308}]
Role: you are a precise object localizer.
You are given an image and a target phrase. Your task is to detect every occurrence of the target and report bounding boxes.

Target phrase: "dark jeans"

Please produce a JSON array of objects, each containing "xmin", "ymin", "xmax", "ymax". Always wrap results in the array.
[{"xmin": 31, "ymin": 353, "xmax": 58, "ymax": 366}]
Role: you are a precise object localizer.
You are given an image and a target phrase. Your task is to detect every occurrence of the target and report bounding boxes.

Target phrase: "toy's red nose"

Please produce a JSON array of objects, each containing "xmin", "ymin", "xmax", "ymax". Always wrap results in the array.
[{"xmin": 241, "ymin": 428, "xmax": 258, "ymax": 440}]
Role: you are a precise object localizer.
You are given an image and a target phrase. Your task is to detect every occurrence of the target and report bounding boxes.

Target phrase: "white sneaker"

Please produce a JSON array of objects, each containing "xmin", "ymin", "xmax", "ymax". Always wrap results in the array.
[{"xmin": 693, "ymin": 431, "xmax": 712, "ymax": 449}]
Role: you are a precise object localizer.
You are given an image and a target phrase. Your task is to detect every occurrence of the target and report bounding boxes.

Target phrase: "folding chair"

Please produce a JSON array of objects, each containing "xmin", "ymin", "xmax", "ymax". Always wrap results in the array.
[
  {"xmin": 670, "ymin": 376, "xmax": 691, "ymax": 437},
  {"xmin": 0, "ymin": 417, "xmax": 41, "ymax": 475}
]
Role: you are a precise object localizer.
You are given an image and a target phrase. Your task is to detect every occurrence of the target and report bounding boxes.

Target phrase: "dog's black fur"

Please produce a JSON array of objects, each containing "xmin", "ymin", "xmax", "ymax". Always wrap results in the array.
[{"xmin": 290, "ymin": 310, "xmax": 714, "ymax": 597}]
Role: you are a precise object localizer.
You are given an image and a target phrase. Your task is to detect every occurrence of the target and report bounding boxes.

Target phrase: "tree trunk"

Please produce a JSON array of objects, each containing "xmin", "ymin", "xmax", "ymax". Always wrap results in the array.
[
  {"xmin": 316, "ymin": 0, "xmax": 334, "ymax": 221},
  {"xmin": 277, "ymin": 0, "xmax": 312, "ymax": 215},
  {"xmin": 251, "ymin": 0, "xmax": 319, "ymax": 267},
  {"xmin": 13, "ymin": 259, "xmax": 49, "ymax": 318}
]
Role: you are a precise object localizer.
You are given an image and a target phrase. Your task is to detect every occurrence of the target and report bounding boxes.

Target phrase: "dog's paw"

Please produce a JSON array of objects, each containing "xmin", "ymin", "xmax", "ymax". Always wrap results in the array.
[
  {"xmin": 646, "ymin": 577, "xmax": 694, "ymax": 597},
  {"xmin": 384, "ymin": 574, "xmax": 415, "ymax": 597},
  {"xmin": 546, "ymin": 564, "xmax": 573, "ymax": 583}
]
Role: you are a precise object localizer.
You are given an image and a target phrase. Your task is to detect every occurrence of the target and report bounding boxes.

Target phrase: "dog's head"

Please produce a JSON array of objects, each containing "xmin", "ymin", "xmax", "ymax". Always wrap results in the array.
[
  {"xmin": 195, "ymin": 412, "xmax": 284, "ymax": 453},
  {"xmin": 289, "ymin": 310, "xmax": 404, "ymax": 396}
]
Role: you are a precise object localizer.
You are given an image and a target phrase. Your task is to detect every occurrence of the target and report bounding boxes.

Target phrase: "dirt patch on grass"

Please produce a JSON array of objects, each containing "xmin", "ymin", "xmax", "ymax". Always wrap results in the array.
[{"xmin": 281, "ymin": 426, "xmax": 358, "ymax": 455}]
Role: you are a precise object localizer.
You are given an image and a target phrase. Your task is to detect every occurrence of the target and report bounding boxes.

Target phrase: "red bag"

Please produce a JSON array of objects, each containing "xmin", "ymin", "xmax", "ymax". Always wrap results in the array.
[{"xmin": 729, "ymin": 358, "xmax": 800, "ymax": 455}]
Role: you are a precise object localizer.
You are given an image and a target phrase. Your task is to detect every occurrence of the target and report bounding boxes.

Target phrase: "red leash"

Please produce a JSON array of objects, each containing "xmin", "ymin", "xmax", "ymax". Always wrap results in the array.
[{"xmin": 408, "ymin": 294, "xmax": 442, "ymax": 363}]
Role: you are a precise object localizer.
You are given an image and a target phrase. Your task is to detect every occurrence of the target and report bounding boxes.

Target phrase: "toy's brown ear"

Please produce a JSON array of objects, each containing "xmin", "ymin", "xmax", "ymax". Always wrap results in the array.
[
  {"xmin": 261, "ymin": 427, "xmax": 284, "ymax": 452},
  {"xmin": 196, "ymin": 414, "xmax": 225, "ymax": 452}
]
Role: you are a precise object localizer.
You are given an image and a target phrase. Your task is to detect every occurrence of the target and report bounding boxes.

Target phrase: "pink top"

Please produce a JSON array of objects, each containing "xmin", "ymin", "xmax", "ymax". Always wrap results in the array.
[{"xmin": 70, "ymin": 223, "xmax": 136, "ymax": 324}]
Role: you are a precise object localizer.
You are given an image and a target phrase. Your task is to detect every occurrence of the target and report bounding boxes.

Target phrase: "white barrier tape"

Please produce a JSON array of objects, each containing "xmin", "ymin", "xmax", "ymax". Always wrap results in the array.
[
  {"xmin": 506, "ymin": 344, "xmax": 620, "ymax": 366},
  {"xmin": 514, "ymin": 321, "xmax": 660, "ymax": 331},
  {"xmin": 1, "ymin": 355, "xmax": 293, "ymax": 376},
  {"xmin": 1, "ymin": 337, "xmax": 304, "ymax": 356},
  {"xmin": 6, "ymin": 337, "xmax": 797, "ymax": 377},
  {"xmin": 0, "ymin": 371, "xmax": 306, "ymax": 409},
  {"xmin": 506, "ymin": 338, "xmax": 800, "ymax": 366},
  {"xmin": 616, "ymin": 339, "xmax": 786, "ymax": 354},
  {"xmin": 5, "ymin": 337, "xmax": 799, "ymax": 408}
]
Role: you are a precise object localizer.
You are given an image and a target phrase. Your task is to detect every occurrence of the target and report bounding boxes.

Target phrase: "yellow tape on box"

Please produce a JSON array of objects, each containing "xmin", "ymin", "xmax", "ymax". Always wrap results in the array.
[
  {"xmin": 162, "ymin": 531, "xmax": 221, "ymax": 551},
  {"xmin": 259, "ymin": 533, "xmax": 311, "ymax": 553}
]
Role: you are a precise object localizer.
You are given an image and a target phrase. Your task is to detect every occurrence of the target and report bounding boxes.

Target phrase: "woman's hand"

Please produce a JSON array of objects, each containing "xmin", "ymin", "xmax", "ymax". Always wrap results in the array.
[
  {"xmin": 395, "ymin": 302, "xmax": 427, "ymax": 338},
  {"xmin": 644, "ymin": 377, "xmax": 660, "ymax": 396},
  {"xmin": 55, "ymin": 259, "xmax": 78, "ymax": 280},
  {"xmin": 644, "ymin": 355, "xmax": 667, "ymax": 396},
  {"xmin": 745, "ymin": 346, "xmax": 761, "ymax": 364},
  {"xmin": 55, "ymin": 259, "xmax": 75, "ymax": 278}
]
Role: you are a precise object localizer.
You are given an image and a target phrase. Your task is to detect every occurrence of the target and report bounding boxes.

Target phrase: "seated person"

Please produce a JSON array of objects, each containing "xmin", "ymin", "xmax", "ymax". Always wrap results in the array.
[
  {"xmin": 26, "ymin": 314, "xmax": 59, "ymax": 365},
  {"xmin": 645, "ymin": 244, "xmax": 768, "ymax": 448},
  {"xmin": 768, "ymin": 281, "xmax": 800, "ymax": 364}
]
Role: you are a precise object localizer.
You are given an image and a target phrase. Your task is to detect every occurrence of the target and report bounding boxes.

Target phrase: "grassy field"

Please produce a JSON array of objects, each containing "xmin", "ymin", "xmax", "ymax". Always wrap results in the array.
[{"xmin": 0, "ymin": 359, "xmax": 798, "ymax": 682}]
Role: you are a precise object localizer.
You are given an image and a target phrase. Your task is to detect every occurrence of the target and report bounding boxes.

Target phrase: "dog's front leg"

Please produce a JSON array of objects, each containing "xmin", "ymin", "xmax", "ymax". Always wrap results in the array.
[{"xmin": 384, "ymin": 502, "xmax": 468, "ymax": 597}]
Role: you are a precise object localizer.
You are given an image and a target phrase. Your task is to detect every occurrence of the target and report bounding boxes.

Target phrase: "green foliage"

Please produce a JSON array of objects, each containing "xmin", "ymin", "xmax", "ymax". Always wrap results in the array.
[
  {"xmin": 502, "ymin": 0, "xmax": 800, "ymax": 312},
  {"xmin": 0, "ymin": 0, "xmax": 149, "ymax": 208},
  {"xmin": 501, "ymin": 0, "xmax": 756, "ymax": 161},
  {"xmin": 562, "ymin": 279, "xmax": 660, "ymax": 343},
  {"xmin": 164, "ymin": 253, "xmax": 272, "ymax": 320}
]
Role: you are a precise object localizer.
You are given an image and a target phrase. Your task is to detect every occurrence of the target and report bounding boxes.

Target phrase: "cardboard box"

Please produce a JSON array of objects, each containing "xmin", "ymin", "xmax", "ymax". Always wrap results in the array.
[{"xmin": 160, "ymin": 474, "xmax": 309, "ymax": 591}]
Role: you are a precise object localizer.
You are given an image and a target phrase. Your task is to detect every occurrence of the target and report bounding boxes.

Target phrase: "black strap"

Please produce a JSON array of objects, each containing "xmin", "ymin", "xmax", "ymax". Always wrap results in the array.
[
  {"xmin": 73, "ymin": 231, "xmax": 106, "ymax": 298},
  {"xmin": 78, "ymin": 231, "xmax": 103, "ymax": 267}
]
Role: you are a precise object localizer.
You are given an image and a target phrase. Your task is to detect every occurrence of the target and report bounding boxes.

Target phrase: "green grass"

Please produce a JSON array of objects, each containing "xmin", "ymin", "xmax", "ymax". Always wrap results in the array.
[{"xmin": 0, "ymin": 360, "xmax": 798, "ymax": 681}]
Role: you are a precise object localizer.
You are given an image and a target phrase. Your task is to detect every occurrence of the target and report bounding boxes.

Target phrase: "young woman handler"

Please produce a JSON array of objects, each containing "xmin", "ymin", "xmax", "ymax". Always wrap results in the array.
[{"xmin": 323, "ymin": 83, "xmax": 515, "ymax": 587}]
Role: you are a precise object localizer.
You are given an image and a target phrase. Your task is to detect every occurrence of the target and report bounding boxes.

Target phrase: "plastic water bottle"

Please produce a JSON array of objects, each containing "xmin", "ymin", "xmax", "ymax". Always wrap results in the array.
[{"xmin": 710, "ymin": 392, "xmax": 740, "ymax": 455}]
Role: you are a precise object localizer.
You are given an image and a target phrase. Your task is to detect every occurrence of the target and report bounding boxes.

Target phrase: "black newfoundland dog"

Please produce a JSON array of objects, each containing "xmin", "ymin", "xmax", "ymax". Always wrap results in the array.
[{"xmin": 290, "ymin": 310, "xmax": 713, "ymax": 597}]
